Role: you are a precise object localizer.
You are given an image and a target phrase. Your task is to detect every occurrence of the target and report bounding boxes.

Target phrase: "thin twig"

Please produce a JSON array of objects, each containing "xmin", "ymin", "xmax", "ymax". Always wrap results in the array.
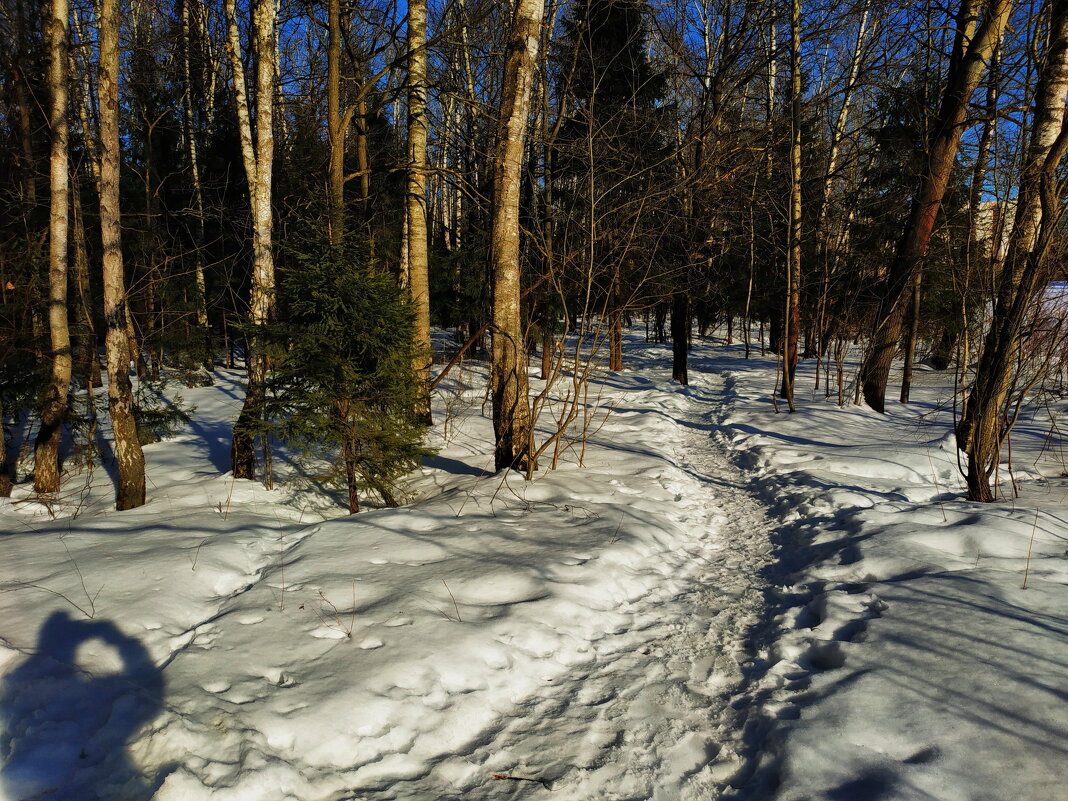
[{"xmin": 442, "ymin": 579, "xmax": 462, "ymax": 623}]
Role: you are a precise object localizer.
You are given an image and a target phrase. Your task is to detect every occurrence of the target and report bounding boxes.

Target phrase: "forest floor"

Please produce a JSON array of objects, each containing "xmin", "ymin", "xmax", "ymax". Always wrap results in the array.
[{"xmin": 0, "ymin": 331, "xmax": 1065, "ymax": 801}]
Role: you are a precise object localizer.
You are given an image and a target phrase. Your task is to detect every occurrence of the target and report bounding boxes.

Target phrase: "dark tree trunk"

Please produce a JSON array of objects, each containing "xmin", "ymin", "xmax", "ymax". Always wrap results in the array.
[{"xmin": 672, "ymin": 291, "xmax": 689, "ymax": 385}]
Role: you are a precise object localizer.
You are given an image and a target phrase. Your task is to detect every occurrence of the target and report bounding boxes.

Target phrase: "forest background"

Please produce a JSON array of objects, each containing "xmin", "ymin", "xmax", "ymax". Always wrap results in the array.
[{"xmin": 2, "ymin": 0, "xmax": 1068, "ymax": 511}]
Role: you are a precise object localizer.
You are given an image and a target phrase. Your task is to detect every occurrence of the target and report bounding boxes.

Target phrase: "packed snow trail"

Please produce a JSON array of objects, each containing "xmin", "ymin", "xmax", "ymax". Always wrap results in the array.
[
  {"xmin": 0, "ymin": 352, "xmax": 785, "ymax": 801},
  {"xmin": 372, "ymin": 369, "xmax": 780, "ymax": 800},
  {"xmin": 5, "ymin": 337, "xmax": 1066, "ymax": 801}
]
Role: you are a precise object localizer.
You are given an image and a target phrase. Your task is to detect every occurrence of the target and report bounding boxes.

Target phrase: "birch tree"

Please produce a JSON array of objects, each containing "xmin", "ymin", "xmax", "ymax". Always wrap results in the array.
[
  {"xmin": 33, "ymin": 0, "xmax": 72, "ymax": 494},
  {"xmin": 491, "ymin": 0, "xmax": 546, "ymax": 472},
  {"xmin": 100, "ymin": 0, "xmax": 147, "ymax": 510},
  {"xmin": 227, "ymin": 0, "xmax": 278, "ymax": 484}
]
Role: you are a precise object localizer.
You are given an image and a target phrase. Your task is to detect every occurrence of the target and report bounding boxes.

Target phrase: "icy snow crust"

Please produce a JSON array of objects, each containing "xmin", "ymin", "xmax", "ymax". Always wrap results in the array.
[{"xmin": 1, "ymin": 334, "xmax": 1065, "ymax": 800}]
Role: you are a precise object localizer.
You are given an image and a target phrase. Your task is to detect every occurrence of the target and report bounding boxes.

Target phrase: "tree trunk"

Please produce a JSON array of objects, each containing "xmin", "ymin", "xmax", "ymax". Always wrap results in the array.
[
  {"xmin": 0, "ymin": 396, "xmax": 11, "ymax": 498},
  {"xmin": 781, "ymin": 0, "xmax": 802, "ymax": 411},
  {"xmin": 858, "ymin": 0, "xmax": 1012, "ymax": 411},
  {"xmin": 181, "ymin": 0, "xmax": 212, "ymax": 370},
  {"xmin": 490, "ymin": 0, "xmax": 544, "ymax": 473},
  {"xmin": 959, "ymin": 0, "xmax": 1068, "ymax": 501},
  {"xmin": 672, "ymin": 290, "xmax": 689, "ymax": 385},
  {"xmin": 343, "ymin": 432, "xmax": 361, "ymax": 514},
  {"xmin": 71, "ymin": 174, "xmax": 101, "ymax": 387},
  {"xmin": 406, "ymin": 0, "xmax": 433, "ymax": 424},
  {"xmin": 34, "ymin": 0, "xmax": 73, "ymax": 495},
  {"xmin": 327, "ymin": 0, "xmax": 356, "ymax": 247},
  {"xmin": 609, "ymin": 307, "xmax": 623, "ymax": 371},
  {"xmin": 899, "ymin": 270, "xmax": 923, "ymax": 403},
  {"xmin": 100, "ymin": 0, "xmax": 146, "ymax": 510},
  {"xmin": 227, "ymin": 0, "xmax": 277, "ymax": 484}
]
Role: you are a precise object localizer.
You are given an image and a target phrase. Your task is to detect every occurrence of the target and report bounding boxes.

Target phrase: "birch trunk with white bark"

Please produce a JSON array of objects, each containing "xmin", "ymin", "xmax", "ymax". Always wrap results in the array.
[{"xmin": 491, "ymin": 0, "xmax": 545, "ymax": 473}]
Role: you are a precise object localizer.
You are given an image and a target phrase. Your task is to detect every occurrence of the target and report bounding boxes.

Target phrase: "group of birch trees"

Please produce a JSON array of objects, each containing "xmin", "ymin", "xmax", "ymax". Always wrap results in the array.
[{"xmin": 2, "ymin": 0, "xmax": 1068, "ymax": 507}]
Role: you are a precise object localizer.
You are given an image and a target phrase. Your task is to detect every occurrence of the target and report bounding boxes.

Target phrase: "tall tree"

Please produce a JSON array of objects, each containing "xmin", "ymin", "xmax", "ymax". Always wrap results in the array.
[
  {"xmin": 100, "ymin": 0, "xmax": 147, "ymax": 510},
  {"xmin": 490, "ymin": 0, "xmax": 546, "ymax": 473},
  {"xmin": 404, "ymin": 0, "xmax": 432, "ymax": 423},
  {"xmin": 857, "ymin": 0, "xmax": 1013, "ymax": 412},
  {"xmin": 180, "ymin": 0, "xmax": 212, "ymax": 371},
  {"xmin": 781, "ymin": 0, "xmax": 802, "ymax": 410},
  {"xmin": 33, "ymin": 0, "xmax": 72, "ymax": 494},
  {"xmin": 326, "ymin": 0, "xmax": 351, "ymax": 246},
  {"xmin": 227, "ymin": 0, "xmax": 278, "ymax": 484}
]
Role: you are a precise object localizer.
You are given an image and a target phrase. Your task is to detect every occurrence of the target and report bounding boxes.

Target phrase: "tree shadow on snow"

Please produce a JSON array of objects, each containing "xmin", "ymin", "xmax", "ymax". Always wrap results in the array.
[{"xmin": 0, "ymin": 611, "xmax": 169, "ymax": 800}]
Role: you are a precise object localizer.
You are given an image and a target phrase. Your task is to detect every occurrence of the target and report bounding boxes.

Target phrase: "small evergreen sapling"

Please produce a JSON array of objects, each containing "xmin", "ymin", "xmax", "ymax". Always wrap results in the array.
[{"xmin": 267, "ymin": 236, "xmax": 432, "ymax": 513}]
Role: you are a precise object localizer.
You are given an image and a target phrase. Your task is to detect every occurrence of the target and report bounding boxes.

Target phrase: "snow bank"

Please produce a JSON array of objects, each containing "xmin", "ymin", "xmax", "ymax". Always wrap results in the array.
[
  {"xmin": 711, "ymin": 348, "xmax": 1068, "ymax": 801},
  {"xmin": 0, "ymin": 350, "xmax": 772, "ymax": 800}
]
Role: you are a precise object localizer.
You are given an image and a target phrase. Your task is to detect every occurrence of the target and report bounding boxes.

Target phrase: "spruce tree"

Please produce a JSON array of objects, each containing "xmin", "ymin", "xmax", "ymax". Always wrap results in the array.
[{"xmin": 265, "ymin": 234, "xmax": 432, "ymax": 513}]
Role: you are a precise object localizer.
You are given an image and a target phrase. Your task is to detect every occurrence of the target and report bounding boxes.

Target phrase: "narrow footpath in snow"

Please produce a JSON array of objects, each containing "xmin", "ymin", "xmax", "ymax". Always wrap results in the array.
[{"xmin": 394, "ymin": 370, "xmax": 781, "ymax": 800}]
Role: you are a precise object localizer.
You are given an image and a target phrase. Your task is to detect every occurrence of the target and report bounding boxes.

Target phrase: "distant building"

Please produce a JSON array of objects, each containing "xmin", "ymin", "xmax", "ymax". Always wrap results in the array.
[{"xmin": 975, "ymin": 200, "xmax": 1016, "ymax": 264}]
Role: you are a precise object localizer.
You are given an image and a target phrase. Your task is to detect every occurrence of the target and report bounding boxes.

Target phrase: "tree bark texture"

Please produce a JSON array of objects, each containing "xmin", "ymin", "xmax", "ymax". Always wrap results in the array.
[
  {"xmin": 34, "ymin": 0, "xmax": 73, "ymax": 495},
  {"xmin": 227, "ymin": 0, "xmax": 277, "ymax": 483},
  {"xmin": 406, "ymin": 0, "xmax": 433, "ymax": 423},
  {"xmin": 858, "ymin": 0, "xmax": 1012, "ymax": 412},
  {"xmin": 100, "ymin": 0, "xmax": 146, "ymax": 510},
  {"xmin": 958, "ymin": 0, "xmax": 1068, "ymax": 501},
  {"xmin": 782, "ymin": 0, "xmax": 803, "ymax": 410},
  {"xmin": 491, "ymin": 0, "xmax": 545, "ymax": 473}
]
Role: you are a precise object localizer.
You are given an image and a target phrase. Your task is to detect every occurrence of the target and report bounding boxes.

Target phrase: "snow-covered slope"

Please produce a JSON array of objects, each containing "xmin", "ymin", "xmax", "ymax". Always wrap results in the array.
[
  {"xmin": 1, "ymin": 341, "xmax": 774, "ymax": 800},
  {"xmin": 1, "ymin": 334, "xmax": 1065, "ymax": 801},
  {"xmin": 711, "ymin": 348, "xmax": 1068, "ymax": 801}
]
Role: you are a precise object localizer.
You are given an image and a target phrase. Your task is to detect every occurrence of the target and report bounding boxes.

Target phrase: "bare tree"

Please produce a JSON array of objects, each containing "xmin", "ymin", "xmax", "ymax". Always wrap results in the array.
[
  {"xmin": 181, "ymin": 0, "xmax": 212, "ymax": 370},
  {"xmin": 100, "ymin": 0, "xmax": 146, "ymax": 510},
  {"xmin": 33, "ymin": 0, "xmax": 73, "ymax": 495},
  {"xmin": 227, "ymin": 0, "xmax": 278, "ymax": 485},
  {"xmin": 490, "ymin": 0, "xmax": 546, "ymax": 472},
  {"xmin": 958, "ymin": 0, "xmax": 1068, "ymax": 501},
  {"xmin": 858, "ymin": 0, "xmax": 1012, "ymax": 412},
  {"xmin": 404, "ymin": 0, "xmax": 432, "ymax": 423},
  {"xmin": 781, "ymin": 0, "xmax": 802, "ymax": 410}
]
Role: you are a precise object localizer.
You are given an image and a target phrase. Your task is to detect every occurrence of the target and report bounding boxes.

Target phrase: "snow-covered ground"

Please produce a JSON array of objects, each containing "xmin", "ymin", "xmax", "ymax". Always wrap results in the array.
[{"xmin": 0, "ymin": 333, "xmax": 1064, "ymax": 800}]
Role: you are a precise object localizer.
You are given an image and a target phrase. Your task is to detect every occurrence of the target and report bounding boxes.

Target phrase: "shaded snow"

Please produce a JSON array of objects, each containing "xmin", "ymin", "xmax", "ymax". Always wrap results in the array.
[{"xmin": 1, "ymin": 333, "xmax": 1065, "ymax": 800}]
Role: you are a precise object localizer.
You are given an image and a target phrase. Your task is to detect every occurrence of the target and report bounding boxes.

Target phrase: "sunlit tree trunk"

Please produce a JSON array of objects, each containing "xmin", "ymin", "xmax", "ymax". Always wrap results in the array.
[
  {"xmin": 34, "ymin": 0, "xmax": 73, "ymax": 495},
  {"xmin": 858, "ymin": 0, "xmax": 1012, "ymax": 412},
  {"xmin": 227, "ymin": 0, "xmax": 277, "ymax": 484},
  {"xmin": 326, "ymin": 0, "xmax": 359, "ymax": 247},
  {"xmin": 100, "ymin": 0, "xmax": 146, "ymax": 510},
  {"xmin": 406, "ymin": 0, "xmax": 433, "ymax": 423},
  {"xmin": 491, "ymin": 0, "xmax": 545, "ymax": 473}
]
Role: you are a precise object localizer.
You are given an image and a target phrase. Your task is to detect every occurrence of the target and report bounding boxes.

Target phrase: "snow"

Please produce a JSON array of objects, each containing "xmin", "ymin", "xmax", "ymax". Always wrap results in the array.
[{"xmin": 1, "ymin": 332, "xmax": 1065, "ymax": 800}]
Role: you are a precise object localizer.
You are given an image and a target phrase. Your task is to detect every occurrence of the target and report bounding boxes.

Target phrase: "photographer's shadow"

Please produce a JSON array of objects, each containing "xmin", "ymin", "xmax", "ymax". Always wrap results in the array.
[{"xmin": 1, "ymin": 611, "xmax": 165, "ymax": 800}]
